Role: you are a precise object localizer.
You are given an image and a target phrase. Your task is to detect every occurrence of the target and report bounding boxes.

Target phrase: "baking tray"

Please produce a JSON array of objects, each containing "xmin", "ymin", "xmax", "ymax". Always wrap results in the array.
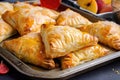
[{"xmin": 0, "ymin": 1, "xmax": 120, "ymax": 80}]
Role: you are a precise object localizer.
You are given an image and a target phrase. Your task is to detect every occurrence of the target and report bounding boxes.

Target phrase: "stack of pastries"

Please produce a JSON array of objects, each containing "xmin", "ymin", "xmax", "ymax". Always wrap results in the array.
[{"xmin": 0, "ymin": 2, "xmax": 119, "ymax": 70}]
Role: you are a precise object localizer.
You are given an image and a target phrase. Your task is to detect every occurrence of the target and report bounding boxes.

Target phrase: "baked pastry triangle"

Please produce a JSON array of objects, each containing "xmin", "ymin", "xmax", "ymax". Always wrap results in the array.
[
  {"xmin": 13, "ymin": 2, "xmax": 59, "ymax": 19},
  {"xmin": 61, "ymin": 44, "xmax": 110, "ymax": 69},
  {"xmin": 2, "ymin": 33, "xmax": 55, "ymax": 69},
  {"xmin": 80, "ymin": 21, "xmax": 120, "ymax": 50},
  {"xmin": 2, "ymin": 7, "xmax": 56, "ymax": 35},
  {"xmin": 41, "ymin": 25, "xmax": 98, "ymax": 58},
  {"xmin": 56, "ymin": 9, "xmax": 92, "ymax": 28}
]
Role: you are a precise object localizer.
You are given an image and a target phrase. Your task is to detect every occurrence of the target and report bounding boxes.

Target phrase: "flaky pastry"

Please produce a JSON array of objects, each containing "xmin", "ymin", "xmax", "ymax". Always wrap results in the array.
[
  {"xmin": 13, "ymin": 2, "xmax": 59, "ymax": 19},
  {"xmin": 41, "ymin": 25, "xmax": 98, "ymax": 58},
  {"xmin": 61, "ymin": 44, "xmax": 110, "ymax": 69},
  {"xmin": 80, "ymin": 21, "xmax": 120, "ymax": 50},
  {"xmin": 2, "ymin": 7, "xmax": 56, "ymax": 35},
  {"xmin": 56, "ymin": 9, "xmax": 92, "ymax": 28},
  {"xmin": 2, "ymin": 33, "xmax": 55, "ymax": 69}
]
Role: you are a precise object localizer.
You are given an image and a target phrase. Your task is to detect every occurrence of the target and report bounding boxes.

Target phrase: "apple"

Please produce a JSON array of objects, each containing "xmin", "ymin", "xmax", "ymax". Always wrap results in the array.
[
  {"xmin": 99, "ymin": 4, "xmax": 113, "ymax": 13},
  {"xmin": 77, "ymin": 0, "xmax": 98, "ymax": 13},
  {"xmin": 77, "ymin": 0, "xmax": 112, "ymax": 14},
  {"xmin": 96, "ymin": 0, "xmax": 112, "ymax": 13},
  {"xmin": 40, "ymin": 0, "xmax": 61, "ymax": 10},
  {"xmin": 96, "ymin": 0, "xmax": 105, "ymax": 13}
]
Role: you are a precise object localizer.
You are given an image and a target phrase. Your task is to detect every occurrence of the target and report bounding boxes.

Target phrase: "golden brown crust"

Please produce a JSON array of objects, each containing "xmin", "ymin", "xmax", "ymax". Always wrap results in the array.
[
  {"xmin": 2, "ymin": 33, "xmax": 55, "ymax": 69},
  {"xmin": 41, "ymin": 24, "xmax": 98, "ymax": 58},
  {"xmin": 79, "ymin": 21, "xmax": 120, "ymax": 50},
  {"xmin": 0, "ymin": 2, "xmax": 118, "ymax": 70},
  {"xmin": 2, "ymin": 6, "xmax": 56, "ymax": 35},
  {"xmin": 13, "ymin": 2, "xmax": 59, "ymax": 19},
  {"xmin": 61, "ymin": 44, "xmax": 110, "ymax": 69},
  {"xmin": 56, "ymin": 9, "xmax": 92, "ymax": 28}
]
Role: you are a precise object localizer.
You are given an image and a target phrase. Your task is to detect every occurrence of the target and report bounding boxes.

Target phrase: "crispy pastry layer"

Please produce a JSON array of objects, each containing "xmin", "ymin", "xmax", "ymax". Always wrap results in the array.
[
  {"xmin": 2, "ymin": 33, "xmax": 55, "ymax": 69},
  {"xmin": 61, "ymin": 44, "xmax": 110, "ymax": 69},
  {"xmin": 2, "ymin": 6, "xmax": 56, "ymax": 35},
  {"xmin": 41, "ymin": 25, "xmax": 98, "ymax": 58},
  {"xmin": 56, "ymin": 9, "xmax": 92, "ymax": 28},
  {"xmin": 80, "ymin": 21, "xmax": 120, "ymax": 50},
  {"xmin": 13, "ymin": 2, "xmax": 59, "ymax": 19}
]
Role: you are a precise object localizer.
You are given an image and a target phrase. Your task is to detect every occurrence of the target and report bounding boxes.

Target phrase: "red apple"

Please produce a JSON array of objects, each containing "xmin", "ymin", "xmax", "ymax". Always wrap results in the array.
[
  {"xmin": 96, "ymin": 0, "xmax": 112, "ymax": 13},
  {"xmin": 40, "ymin": 0, "xmax": 61, "ymax": 10},
  {"xmin": 77, "ymin": 0, "xmax": 112, "ymax": 14},
  {"xmin": 96, "ymin": 0, "xmax": 106, "ymax": 13},
  {"xmin": 99, "ymin": 4, "xmax": 113, "ymax": 13},
  {"xmin": 0, "ymin": 61, "xmax": 9, "ymax": 74}
]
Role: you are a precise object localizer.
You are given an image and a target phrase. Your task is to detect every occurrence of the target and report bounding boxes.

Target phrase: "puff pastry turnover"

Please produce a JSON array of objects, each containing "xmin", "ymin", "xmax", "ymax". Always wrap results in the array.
[
  {"xmin": 2, "ymin": 7, "xmax": 56, "ymax": 35},
  {"xmin": 80, "ymin": 21, "xmax": 120, "ymax": 50},
  {"xmin": 61, "ymin": 44, "xmax": 110, "ymax": 69},
  {"xmin": 13, "ymin": 2, "xmax": 59, "ymax": 19},
  {"xmin": 41, "ymin": 25, "xmax": 98, "ymax": 58},
  {"xmin": 2, "ymin": 33, "xmax": 55, "ymax": 69},
  {"xmin": 56, "ymin": 9, "xmax": 92, "ymax": 28}
]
